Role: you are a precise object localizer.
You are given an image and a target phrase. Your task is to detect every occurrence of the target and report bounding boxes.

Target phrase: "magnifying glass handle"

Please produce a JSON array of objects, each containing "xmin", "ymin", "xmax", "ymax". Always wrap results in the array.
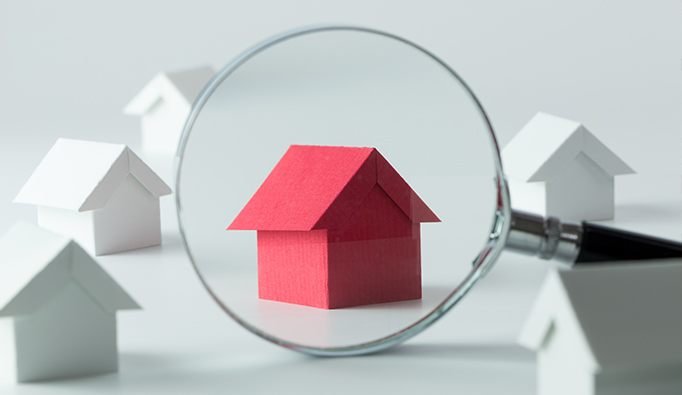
[
  {"xmin": 575, "ymin": 222, "xmax": 681, "ymax": 263},
  {"xmin": 505, "ymin": 210, "xmax": 681, "ymax": 265}
]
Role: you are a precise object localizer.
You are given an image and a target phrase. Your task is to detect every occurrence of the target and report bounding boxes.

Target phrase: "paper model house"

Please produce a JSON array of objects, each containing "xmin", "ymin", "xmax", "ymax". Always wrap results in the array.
[
  {"xmin": 502, "ymin": 112, "xmax": 634, "ymax": 221},
  {"xmin": 518, "ymin": 262, "xmax": 682, "ymax": 395},
  {"xmin": 228, "ymin": 145, "xmax": 440, "ymax": 309},
  {"xmin": 14, "ymin": 138, "xmax": 172, "ymax": 256},
  {"xmin": 0, "ymin": 222, "xmax": 140, "ymax": 383},
  {"xmin": 123, "ymin": 65, "xmax": 214, "ymax": 155}
]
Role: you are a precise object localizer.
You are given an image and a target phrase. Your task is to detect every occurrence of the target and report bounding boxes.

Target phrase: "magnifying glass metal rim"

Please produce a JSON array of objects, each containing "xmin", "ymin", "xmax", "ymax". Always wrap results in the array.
[{"xmin": 175, "ymin": 24, "xmax": 513, "ymax": 356}]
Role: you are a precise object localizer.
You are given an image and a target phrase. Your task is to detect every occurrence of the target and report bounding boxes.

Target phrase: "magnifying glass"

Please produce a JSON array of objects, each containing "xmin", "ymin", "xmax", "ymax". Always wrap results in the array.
[{"xmin": 175, "ymin": 26, "xmax": 680, "ymax": 356}]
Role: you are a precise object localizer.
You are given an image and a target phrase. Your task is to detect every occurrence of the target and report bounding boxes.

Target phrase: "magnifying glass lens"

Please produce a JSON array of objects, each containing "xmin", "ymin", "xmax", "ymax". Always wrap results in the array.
[{"xmin": 178, "ymin": 29, "xmax": 501, "ymax": 351}]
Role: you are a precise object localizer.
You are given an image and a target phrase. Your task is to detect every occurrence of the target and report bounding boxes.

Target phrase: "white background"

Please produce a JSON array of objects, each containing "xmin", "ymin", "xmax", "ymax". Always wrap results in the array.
[{"xmin": 0, "ymin": 1, "xmax": 680, "ymax": 393}]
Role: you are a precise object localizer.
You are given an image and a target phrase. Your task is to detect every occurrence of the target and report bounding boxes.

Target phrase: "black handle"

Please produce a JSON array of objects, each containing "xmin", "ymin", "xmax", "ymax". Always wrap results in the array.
[{"xmin": 575, "ymin": 222, "xmax": 682, "ymax": 263}]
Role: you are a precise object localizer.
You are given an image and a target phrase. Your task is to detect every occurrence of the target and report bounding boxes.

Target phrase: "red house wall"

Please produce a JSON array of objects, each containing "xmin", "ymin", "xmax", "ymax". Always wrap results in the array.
[
  {"xmin": 257, "ymin": 184, "xmax": 421, "ymax": 309},
  {"xmin": 257, "ymin": 229, "xmax": 329, "ymax": 308},
  {"xmin": 327, "ymin": 185, "xmax": 421, "ymax": 309}
]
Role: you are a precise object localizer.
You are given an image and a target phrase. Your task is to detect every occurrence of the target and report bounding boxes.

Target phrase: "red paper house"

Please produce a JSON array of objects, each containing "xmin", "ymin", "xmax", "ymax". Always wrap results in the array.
[{"xmin": 228, "ymin": 145, "xmax": 440, "ymax": 309}]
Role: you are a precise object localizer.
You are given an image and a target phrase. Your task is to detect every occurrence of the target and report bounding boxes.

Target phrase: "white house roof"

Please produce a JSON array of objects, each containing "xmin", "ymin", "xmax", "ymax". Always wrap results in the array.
[
  {"xmin": 123, "ymin": 65, "xmax": 215, "ymax": 115},
  {"xmin": 14, "ymin": 138, "xmax": 172, "ymax": 212},
  {"xmin": 0, "ymin": 222, "xmax": 140, "ymax": 317},
  {"xmin": 518, "ymin": 261, "xmax": 682, "ymax": 370},
  {"xmin": 502, "ymin": 112, "xmax": 635, "ymax": 182}
]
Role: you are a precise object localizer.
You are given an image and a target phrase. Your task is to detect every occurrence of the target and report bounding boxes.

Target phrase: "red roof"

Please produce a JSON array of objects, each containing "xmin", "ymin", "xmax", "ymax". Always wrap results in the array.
[{"xmin": 228, "ymin": 145, "xmax": 440, "ymax": 231}]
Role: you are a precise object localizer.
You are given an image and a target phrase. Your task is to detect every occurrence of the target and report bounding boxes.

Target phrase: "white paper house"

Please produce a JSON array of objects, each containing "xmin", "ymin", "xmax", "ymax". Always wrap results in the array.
[
  {"xmin": 14, "ymin": 138, "xmax": 172, "ymax": 256},
  {"xmin": 0, "ymin": 222, "xmax": 140, "ymax": 383},
  {"xmin": 518, "ymin": 262, "xmax": 682, "ymax": 395},
  {"xmin": 502, "ymin": 112, "xmax": 634, "ymax": 221},
  {"xmin": 123, "ymin": 65, "xmax": 215, "ymax": 155}
]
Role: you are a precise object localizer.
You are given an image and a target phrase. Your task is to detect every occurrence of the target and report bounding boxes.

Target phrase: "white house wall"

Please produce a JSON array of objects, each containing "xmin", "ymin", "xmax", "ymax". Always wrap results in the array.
[
  {"xmin": 527, "ymin": 275, "xmax": 601, "ymax": 395},
  {"xmin": 141, "ymin": 97, "xmax": 190, "ymax": 155},
  {"xmin": 13, "ymin": 281, "xmax": 117, "ymax": 382},
  {"xmin": 538, "ymin": 346, "xmax": 595, "ymax": 395},
  {"xmin": 545, "ymin": 153, "xmax": 614, "ymax": 221},
  {"xmin": 507, "ymin": 178, "xmax": 547, "ymax": 216},
  {"xmin": 0, "ymin": 318, "xmax": 17, "ymax": 383},
  {"xmin": 37, "ymin": 206, "xmax": 96, "ymax": 255},
  {"xmin": 537, "ymin": 317, "xmax": 598, "ymax": 395},
  {"xmin": 93, "ymin": 173, "xmax": 161, "ymax": 255}
]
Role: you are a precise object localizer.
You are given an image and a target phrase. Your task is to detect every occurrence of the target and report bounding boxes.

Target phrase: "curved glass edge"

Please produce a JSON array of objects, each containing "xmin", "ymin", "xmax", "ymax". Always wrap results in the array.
[{"xmin": 174, "ymin": 24, "xmax": 513, "ymax": 357}]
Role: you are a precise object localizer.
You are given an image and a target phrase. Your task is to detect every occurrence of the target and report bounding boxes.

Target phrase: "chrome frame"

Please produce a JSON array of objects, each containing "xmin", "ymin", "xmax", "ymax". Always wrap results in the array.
[{"xmin": 174, "ymin": 25, "xmax": 512, "ymax": 356}]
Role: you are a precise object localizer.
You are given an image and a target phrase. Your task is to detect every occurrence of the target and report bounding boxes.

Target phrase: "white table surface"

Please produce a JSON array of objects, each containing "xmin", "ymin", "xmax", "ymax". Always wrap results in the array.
[{"xmin": 0, "ymin": 2, "xmax": 679, "ymax": 393}]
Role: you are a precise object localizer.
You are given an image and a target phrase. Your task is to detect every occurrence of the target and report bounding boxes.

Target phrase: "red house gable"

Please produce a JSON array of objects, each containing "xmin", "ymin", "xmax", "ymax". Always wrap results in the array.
[{"xmin": 228, "ymin": 145, "xmax": 440, "ymax": 309}]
